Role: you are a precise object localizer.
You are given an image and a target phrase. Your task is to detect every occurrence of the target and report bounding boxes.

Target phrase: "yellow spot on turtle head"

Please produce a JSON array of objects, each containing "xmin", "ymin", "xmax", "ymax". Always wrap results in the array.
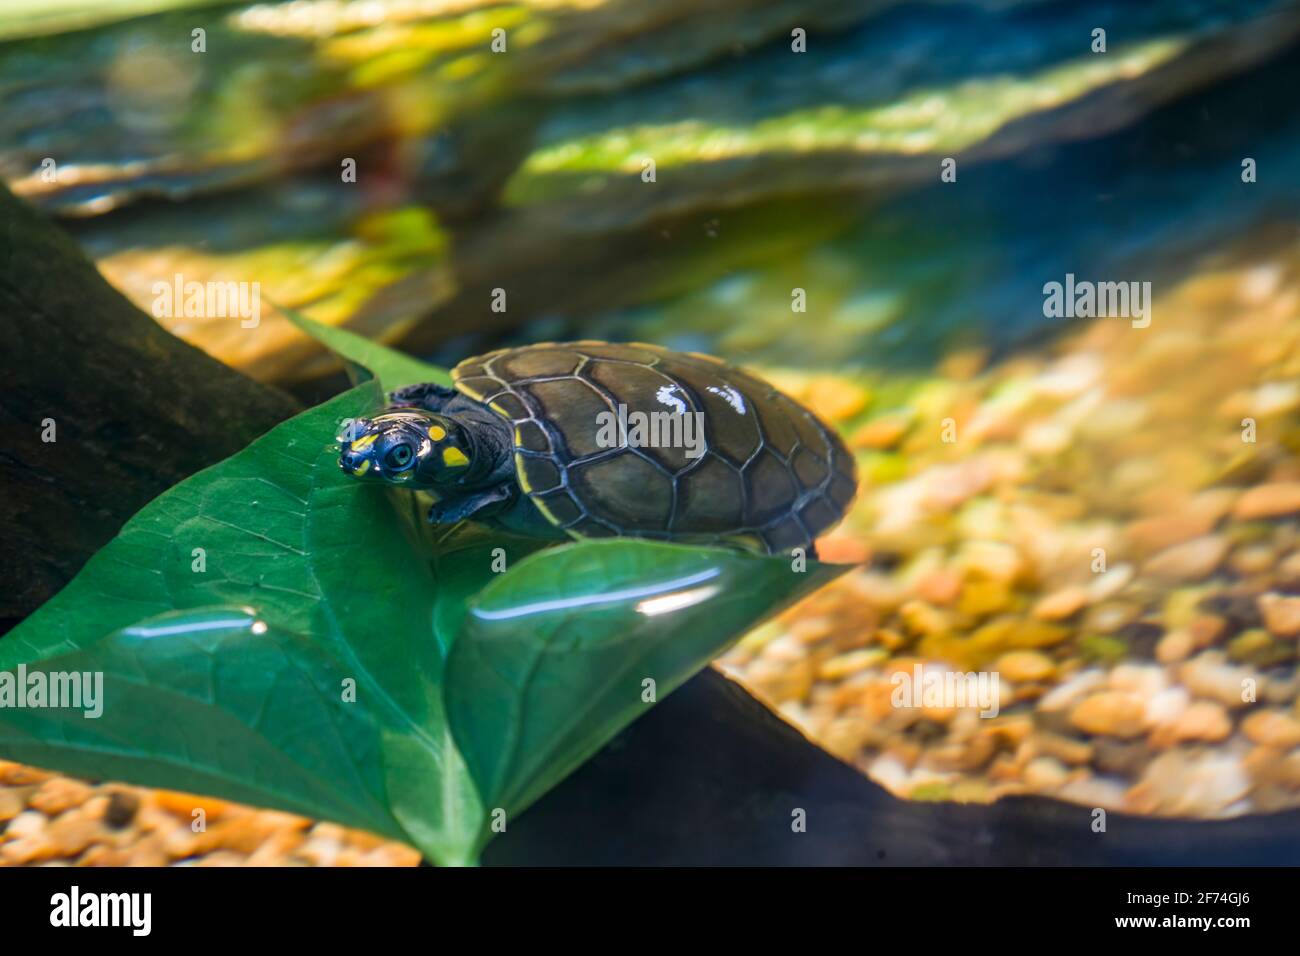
[
  {"xmin": 428, "ymin": 425, "xmax": 447, "ymax": 441},
  {"xmin": 351, "ymin": 433, "xmax": 378, "ymax": 450},
  {"xmin": 442, "ymin": 446, "xmax": 470, "ymax": 467},
  {"xmin": 354, "ymin": 459, "xmax": 371, "ymax": 476}
]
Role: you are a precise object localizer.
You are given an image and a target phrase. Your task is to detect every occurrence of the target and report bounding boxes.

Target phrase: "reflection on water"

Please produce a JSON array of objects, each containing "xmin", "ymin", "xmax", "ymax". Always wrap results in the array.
[
  {"xmin": 120, "ymin": 606, "xmax": 268, "ymax": 639},
  {"xmin": 470, "ymin": 567, "xmax": 722, "ymax": 621}
]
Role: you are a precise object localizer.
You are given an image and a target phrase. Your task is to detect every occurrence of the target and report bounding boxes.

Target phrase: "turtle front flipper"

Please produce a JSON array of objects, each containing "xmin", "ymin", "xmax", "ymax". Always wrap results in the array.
[
  {"xmin": 427, "ymin": 484, "xmax": 513, "ymax": 525},
  {"xmin": 388, "ymin": 382, "xmax": 459, "ymax": 411}
]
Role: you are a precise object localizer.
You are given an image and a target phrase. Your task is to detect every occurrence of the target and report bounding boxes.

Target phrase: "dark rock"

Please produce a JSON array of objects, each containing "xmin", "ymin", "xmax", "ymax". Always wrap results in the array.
[
  {"xmin": 484, "ymin": 668, "xmax": 1300, "ymax": 865},
  {"xmin": 103, "ymin": 790, "xmax": 139, "ymax": 829},
  {"xmin": 1093, "ymin": 739, "xmax": 1153, "ymax": 779},
  {"xmin": 1200, "ymin": 592, "xmax": 1266, "ymax": 630},
  {"xmin": 1117, "ymin": 622, "xmax": 1165, "ymax": 660},
  {"xmin": 0, "ymin": 185, "xmax": 298, "ymax": 632}
]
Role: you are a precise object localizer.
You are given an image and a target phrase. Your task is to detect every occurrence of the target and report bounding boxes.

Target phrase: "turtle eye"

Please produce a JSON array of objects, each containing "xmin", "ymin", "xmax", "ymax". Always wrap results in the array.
[{"xmin": 385, "ymin": 443, "xmax": 415, "ymax": 470}]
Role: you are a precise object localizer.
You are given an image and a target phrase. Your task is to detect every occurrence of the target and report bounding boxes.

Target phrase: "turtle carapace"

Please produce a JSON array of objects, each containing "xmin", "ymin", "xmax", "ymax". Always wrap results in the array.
[{"xmin": 337, "ymin": 341, "xmax": 857, "ymax": 555}]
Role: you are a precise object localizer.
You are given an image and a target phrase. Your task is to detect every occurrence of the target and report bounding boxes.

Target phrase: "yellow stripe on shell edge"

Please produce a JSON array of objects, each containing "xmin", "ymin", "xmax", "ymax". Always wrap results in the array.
[
  {"xmin": 513, "ymin": 451, "xmax": 533, "ymax": 494},
  {"xmin": 454, "ymin": 379, "xmax": 486, "ymax": 401},
  {"xmin": 723, "ymin": 533, "xmax": 766, "ymax": 553},
  {"xmin": 514, "ymin": 451, "xmax": 565, "ymax": 528}
]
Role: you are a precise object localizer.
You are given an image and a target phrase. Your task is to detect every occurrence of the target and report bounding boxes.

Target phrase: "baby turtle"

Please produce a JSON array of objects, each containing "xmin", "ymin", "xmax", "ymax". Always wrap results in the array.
[{"xmin": 338, "ymin": 341, "xmax": 856, "ymax": 555}]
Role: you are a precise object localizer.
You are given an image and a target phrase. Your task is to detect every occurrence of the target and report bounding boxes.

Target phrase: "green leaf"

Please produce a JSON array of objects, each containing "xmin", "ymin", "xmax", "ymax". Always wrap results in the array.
[
  {"xmin": 275, "ymin": 300, "xmax": 453, "ymax": 390},
  {"xmin": 0, "ymin": 384, "xmax": 485, "ymax": 865},
  {"xmin": 0, "ymin": 607, "xmax": 407, "ymax": 841},
  {"xmin": 445, "ymin": 540, "xmax": 842, "ymax": 817}
]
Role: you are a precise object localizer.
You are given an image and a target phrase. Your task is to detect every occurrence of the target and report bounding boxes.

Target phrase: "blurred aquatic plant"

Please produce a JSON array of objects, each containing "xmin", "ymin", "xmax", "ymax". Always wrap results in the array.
[
  {"xmin": 0, "ymin": 316, "xmax": 842, "ymax": 864},
  {"xmin": 6, "ymin": 0, "xmax": 1297, "ymax": 384},
  {"xmin": 503, "ymin": 39, "xmax": 1188, "ymax": 204},
  {"xmin": 0, "ymin": 0, "xmax": 228, "ymax": 41}
]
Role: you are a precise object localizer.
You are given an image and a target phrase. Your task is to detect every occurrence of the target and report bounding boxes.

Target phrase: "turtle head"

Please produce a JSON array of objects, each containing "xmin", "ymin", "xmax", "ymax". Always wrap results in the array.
[{"xmin": 337, "ymin": 409, "xmax": 475, "ymax": 488}]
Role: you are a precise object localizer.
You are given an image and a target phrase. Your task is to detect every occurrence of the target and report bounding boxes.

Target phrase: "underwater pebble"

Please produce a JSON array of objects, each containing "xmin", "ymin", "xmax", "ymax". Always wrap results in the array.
[
  {"xmin": 1032, "ymin": 353, "xmax": 1102, "ymax": 398},
  {"xmin": 1143, "ymin": 535, "xmax": 1229, "ymax": 583},
  {"xmin": 0, "ymin": 787, "xmax": 32, "ymax": 822},
  {"xmin": 1023, "ymin": 756, "xmax": 1070, "ymax": 790},
  {"xmin": 4, "ymin": 809, "xmax": 45, "ymax": 840},
  {"xmin": 1125, "ymin": 513, "xmax": 1218, "ymax": 555},
  {"xmin": 1055, "ymin": 775, "xmax": 1130, "ymax": 809},
  {"xmin": 819, "ymin": 716, "xmax": 873, "ymax": 760},
  {"xmin": 1085, "ymin": 602, "xmax": 1141, "ymax": 634},
  {"xmin": 1020, "ymin": 421, "xmax": 1073, "ymax": 455},
  {"xmin": 1156, "ymin": 629, "xmax": 1195, "ymax": 664},
  {"xmin": 898, "ymin": 600, "xmax": 952, "ymax": 637},
  {"xmin": 1033, "ymin": 587, "xmax": 1088, "ymax": 621},
  {"xmin": 1244, "ymin": 746, "xmax": 1300, "ymax": 802},
  {"xmin": 815, "ymin": 534, "xmax": 872, "ymax": 565},
  {"xmin": 1242, "ymin": 710, "xmax": 1300, "ymax": 749},
  {"xmin": 0, "ymin": 811, "xmax": 57, "ymax": 865},
  {"xmin": 1127, "ymin": 750, "xmax": 1251, "ymax": 817},
  {"xmin": 1231, "ymin": 543, "xmax": 1276, "ymax": 576},
  {"xmin": 1092, "ymin": 739, "xmax": 1151, "ymax": 778},
  {"xmin": 1259, "ymin": 592, "xmax": 1300, "ymax": 638},
  {"xmin": 1143, "ymin": 686, "xmax": 1191, "ymax": 730},
  {"xmin": 45, "ymin": 808, "xmax": 103, "ymax": 857},
  {"xmin": 818, "ymin": 648, "xmax": 886, "ymax": 681},
  {"xmin": 1108, "ymin": 663, "xmax": 1168, "ymax": 699},
  {"xmin": 957, "ymin": 541, "xmax": 1022, "ymax": 583},
  {"xmin": 865, "ymin": 754, "xmax": 913, "ymax": 795},
  {"xmin": 1279, "ymin": 550, "xmax": 1300, "ymax": 583},
  {"xmin": 1038, "ymin": 669, "xmax": 1108, "ymax": 712},
  {"xmin": 803, "ymin": 378, "xmax": 870, "ymax": 422},
  {"xmin": 1023, "ymin": 731, "xmax": 1094, "ymax": 766},
  {"xmin": 1233, "ymin": 482, "xmax": 1300, "ymax": 520},
  {"xmin": 103, "ymin": 790, "xmax": 139, "ymax": 829},
  {"xmin": 1228, "ymin": 628, "xmax": 1292, "ymax": 667},
  {"xmin": 1179, "ymin": 652, "xmax": 1261, "ymax": 709},
  {"xmin": 852, "ymin": 416, "xmax": 910, "ymax": 450},
  {"xmin": 912, "ymin": 566, "xmax": 963, "ymax": 606},
  {"xmin": 1239, "ymin": 264, "xmax": 1284, "ymax": 304},
  {"xmin": 1188, "ymin": 615, "xmax": 1228, "ymax": 649},
  {"xmin": 1159, "ymin": 701, "xmax": 1233, "ymax": 745},
  {"xmin": 1087, "ymin": 564, "xmax": 1135, "ymax": 603},
  {"xmin": 1070, "ymin": 692, "xmax": 1147, "ymax": 738},
  {"xmin": 1252, "ymin": 380, "xmax": 1300, "ymax": 415},
  {"xmin": 28, "ymin": 778, "xmax": 94, "ymax": 817},
  {"xmin": 995, "ymin": 650, "xmax": 1056, "ymax": 682},
  {"xmin": 0, "ymin": 762, "xmax": 52, "ymax": 787}
]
